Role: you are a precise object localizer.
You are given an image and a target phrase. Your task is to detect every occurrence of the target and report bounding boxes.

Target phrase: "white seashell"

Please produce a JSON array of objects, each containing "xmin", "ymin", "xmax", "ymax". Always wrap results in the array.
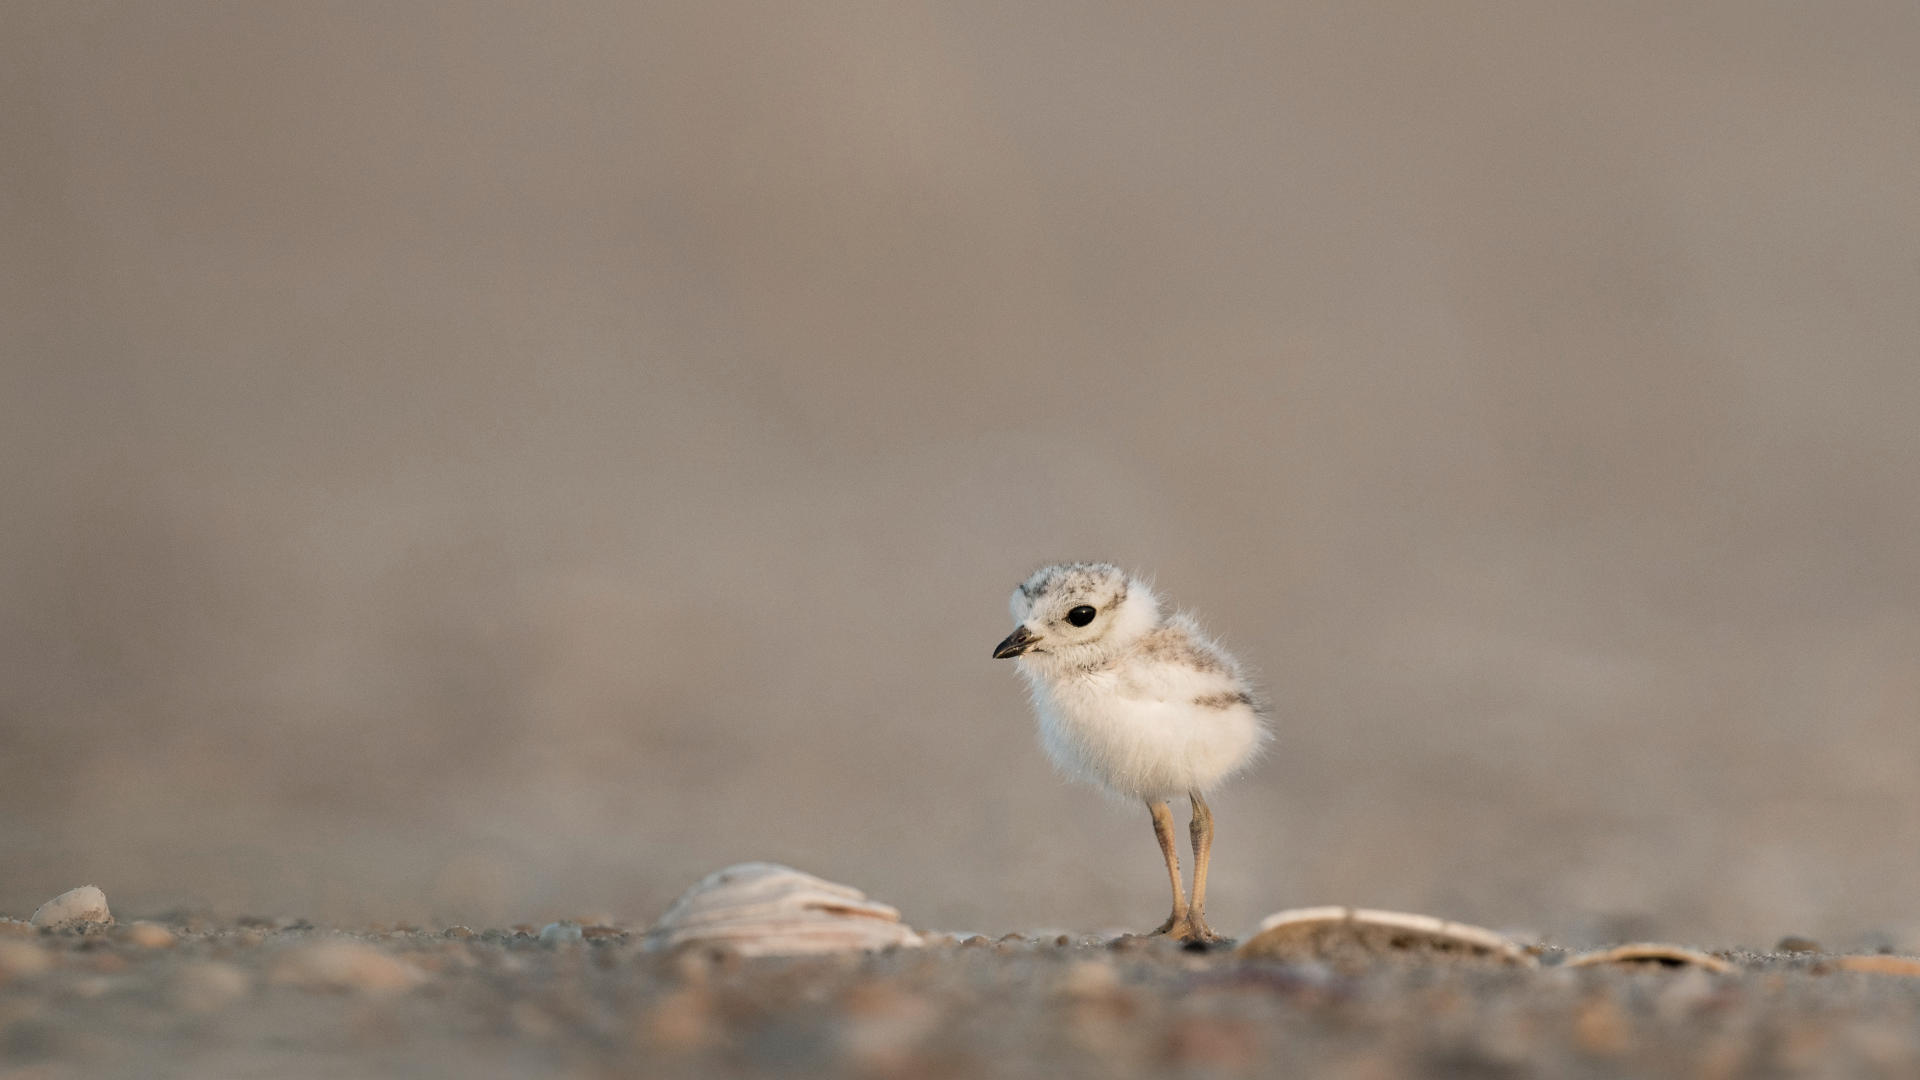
[
  {"xmin": 1237, "ymin": 906, "xmax": 1535, "ymax": 966},
  {"xmin": 1563, "ymin": 943, "xmax": 1734, "ymax": 973},
  {"xmin": 645, "ymin": 863, "xmax": 924, "ymax": 957},
  {"xmin": 30, "ymin": 886, "xmax": 113, "ymax": 929}
]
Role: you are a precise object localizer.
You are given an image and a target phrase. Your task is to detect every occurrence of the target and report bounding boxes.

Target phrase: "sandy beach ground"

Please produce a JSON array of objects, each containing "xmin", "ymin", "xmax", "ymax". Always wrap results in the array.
[
  {"xmin": 7, "ymin": 909, "xmax": 1920, "ymax": 1079},
  {"xmin": 6, "ymin": 6, "xmax": 1920, "ymax": 1076}
]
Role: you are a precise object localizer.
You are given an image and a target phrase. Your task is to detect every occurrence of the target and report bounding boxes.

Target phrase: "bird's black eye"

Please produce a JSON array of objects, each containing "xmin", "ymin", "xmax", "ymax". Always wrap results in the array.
[{"xmin": 1066, "ymin": 605, "xmax": 1097, "ymax": 627}]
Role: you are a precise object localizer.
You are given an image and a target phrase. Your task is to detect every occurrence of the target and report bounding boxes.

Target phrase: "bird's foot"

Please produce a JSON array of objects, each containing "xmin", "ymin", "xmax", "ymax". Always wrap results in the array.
[
  {"xmin": 1149, "ymin": 912, "xmax": 1224, "ymax": 946},
  {"xmin": 1180, "ymin": 914, "xmax": 1224, "ymax": 947}
]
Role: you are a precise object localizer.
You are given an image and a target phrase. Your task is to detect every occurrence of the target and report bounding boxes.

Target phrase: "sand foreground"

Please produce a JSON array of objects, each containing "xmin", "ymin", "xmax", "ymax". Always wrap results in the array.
[{"xmin": 5, "ymin": 916, "xmax": 1920, "ymax": 1078}]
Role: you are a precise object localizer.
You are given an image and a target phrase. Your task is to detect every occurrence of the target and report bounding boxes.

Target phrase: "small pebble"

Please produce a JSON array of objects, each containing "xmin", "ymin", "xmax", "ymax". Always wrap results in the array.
[
  {"xmin": 30, "ymin": 885, "xmax": 113, "ymax": 929},
  {"xmin": 1777, "ymin": 936, "xmax": 1822, "ymax": 954},
  {"xmin": 508, "ymin": 1000, "xmax": 559, "ymax": 1039},
  {"xmin": 269, "ymin": 940, "xmax": 427, "ymax": 994},
  {"xmin": 839, "ymin": 984, "xmax": 938, "ymax": 1072},
  {"xmin": 1572, "ymin": 996, "xmax": 1633, "ymax": 1057},
  {"xmin": 123, "ymin": 921, "xmax": 177, "ymax": 949},
  {"xmin": 1655, "ymin": 968, "xmax": 1721, "ymax": 1022},
  {"xmin": 174, "ymin": 961, "xmax": 252, "ymax": 1013},
  {"xmin": 432, "ymin": 943, "xmax": 479, "ymax": 971},
  {"xmin": 68, "ymin": 974, "xmax": 119, "ymax": 999},
  {"xmin": 89, "ymin": 952, "xmax": 130, "ymax": 973},
  {"xmin": 648, "ymin": 987, "xmax": 718, "ymax": 1051},
  {"xmin": 539, "ymin": 921, "xmax": 585, "ymax": 945},
  {"xmin": 443, "ymin": 926, "xmax": 475, "ymax": 939},
  {"xmin": 0, "ymin": 939, "xmax": 53, "ymax": 980},
  {"xmin": 1060, "ymin": 960, "xmax": 1121, "ymax": 998},
  {"xmin": 1165, "ymin": 1016, "xmax": 1259, "ymax": 1070}
]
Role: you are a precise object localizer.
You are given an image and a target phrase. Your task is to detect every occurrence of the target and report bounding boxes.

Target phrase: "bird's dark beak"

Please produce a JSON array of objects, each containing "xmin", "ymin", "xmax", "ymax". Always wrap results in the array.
[{"xmin": 992, "ymin": 625, "xmax": 1038, "ymax": 659}]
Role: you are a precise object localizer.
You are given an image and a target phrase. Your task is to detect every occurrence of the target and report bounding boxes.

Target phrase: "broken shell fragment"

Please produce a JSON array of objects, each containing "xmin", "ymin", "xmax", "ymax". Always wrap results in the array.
[
  {"xmin": 1237, "ymin": 906, "xmax": 1535, "ymax": 966},
  {"xmin": 644, "ymin": 863, "xmax": 924, "ymax": 957},
  {"xmin": 1831, "ymin": 954, "xmax": 1920, "ymax": 977},
  {"xmin": 1563, "ymin": 943, "xmax": 1734, "ymax": 973}
]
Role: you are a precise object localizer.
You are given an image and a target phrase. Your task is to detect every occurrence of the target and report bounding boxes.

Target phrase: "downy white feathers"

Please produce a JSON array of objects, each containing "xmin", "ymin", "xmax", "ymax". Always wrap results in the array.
[{"xmin": 993, "ymin": 563, "xmax": 1270, "ymax": 800}]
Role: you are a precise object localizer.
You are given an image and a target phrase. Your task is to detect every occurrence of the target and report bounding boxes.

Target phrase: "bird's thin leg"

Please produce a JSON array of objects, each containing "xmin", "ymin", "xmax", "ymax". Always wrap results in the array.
[
  {"xmin": 1184, "ymin": 790, "xmax": 1222, "ymax": 943},
  {"xmin": 1146, "ymin": 800, "xmax": 1189, "ymax": 936}
]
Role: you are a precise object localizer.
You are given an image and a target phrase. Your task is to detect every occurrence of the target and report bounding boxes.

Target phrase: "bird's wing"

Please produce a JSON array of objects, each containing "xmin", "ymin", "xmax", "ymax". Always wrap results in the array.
[{"xmin": 1119, "ymin": 618, "xmax": 1252, "ymax": 706}]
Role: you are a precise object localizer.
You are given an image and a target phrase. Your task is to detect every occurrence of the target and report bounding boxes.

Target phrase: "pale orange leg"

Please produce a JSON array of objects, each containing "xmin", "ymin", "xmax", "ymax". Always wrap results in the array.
[
  {"xmin": 1146, "ymin": 800, "xmax": 1189, "ymax": 935},
  {"xmin": 1184, "ymin": 790, "xmax": 1222, "ymax": 943}
]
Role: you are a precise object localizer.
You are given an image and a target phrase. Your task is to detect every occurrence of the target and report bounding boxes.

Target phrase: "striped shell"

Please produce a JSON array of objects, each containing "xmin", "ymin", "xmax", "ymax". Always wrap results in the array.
[
  {"xmin": 643, "ymin": 863, "xmax": 924, "ymax": 957},
  {"xmin": 1238, "ymin": 906, "xmax": 1535, "ymax": 966},
  {"xmin": 1563, "ymin": 943, "xmax": 1734, "ymax": 973}
]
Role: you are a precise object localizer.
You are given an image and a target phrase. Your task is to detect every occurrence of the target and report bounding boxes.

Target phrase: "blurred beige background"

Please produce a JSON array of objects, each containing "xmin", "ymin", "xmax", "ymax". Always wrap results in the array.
[{"xmin": 3, "ymin": 3, "xmax": 1916, "ymax": 947}]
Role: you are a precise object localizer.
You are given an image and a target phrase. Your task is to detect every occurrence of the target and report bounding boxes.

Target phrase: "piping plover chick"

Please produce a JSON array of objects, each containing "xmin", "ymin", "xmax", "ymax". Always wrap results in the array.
[{"xmin": 993, "ymin": 562, "xmax": 1270, "ymax": 944}]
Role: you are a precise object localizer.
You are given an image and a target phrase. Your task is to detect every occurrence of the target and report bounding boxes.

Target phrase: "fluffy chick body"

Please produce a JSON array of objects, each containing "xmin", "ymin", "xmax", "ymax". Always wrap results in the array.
[{"xmin": 999, "ymin": 564, "xmax": 1270, "ymax": 800}]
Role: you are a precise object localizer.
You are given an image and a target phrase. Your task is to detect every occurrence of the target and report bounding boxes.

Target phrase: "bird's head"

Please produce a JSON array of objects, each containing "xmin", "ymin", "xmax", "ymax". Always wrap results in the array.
[{"xmin": 992, "ymin": 562, "xmax": 1160, "ymax": 670}]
